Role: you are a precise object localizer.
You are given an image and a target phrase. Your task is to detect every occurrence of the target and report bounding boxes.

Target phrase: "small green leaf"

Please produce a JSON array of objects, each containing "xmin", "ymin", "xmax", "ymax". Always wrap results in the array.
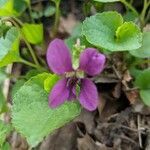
[
  {"xmin": 13, "ymin": 0, "xmax": 27, "ymax": 15},
  {"xmin": 82, "ymin": 11, "xmax": 142, "ymax": 51},
  {"xmin": 0, "ymin": 0, "xmax": 27, "ymax": 16},
  {"xmin": 0, "ymin": 120, "xmax": 12, "ymax": 147},
  {"xmin": 135, "ymin": 68, "xmax": 150, "ymax": 89},
  {"xmin": 0, "ymin": 23, "xmax": 10, "ymax": 37},
  {"xmin": 0, "ymin": 0, "xmax": 15, "ymax": 16},
  {"xmin": 130, "ymin": 32, "xmax": 150, "ymax": 58},
  {"xmin": 93, "ymin": 0, "xmax": 119, "ymax": 2},
  {"xmin": 44, "ymin": 6, "xmax": 56, "ymax": 17},
  {"xmin": 31, "ymin": 11, "xmax": 40, "ymax": 19},
  {"xmin": 140, "ymin": 90, "xmax": 150, "ymax": 106},
  {"xmin": 0, "ymin": 27, "xmax": 21, "ymax": 67},
  {"xmin": 12, "ymin": 73, "xmax": 81, "ymax": 147},
  {"xmin": 21, "ymin": 23, "xmax": 43, "ymax": 44},
  {"xmin": 44, "ymin": 74, "xmax": 59, "ymax": 92}
]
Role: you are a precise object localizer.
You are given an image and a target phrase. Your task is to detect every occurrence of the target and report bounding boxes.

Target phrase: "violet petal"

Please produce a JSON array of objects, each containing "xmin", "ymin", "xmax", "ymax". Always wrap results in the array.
[
  {"xmin": 79, "ymin": 78, "xmax": 98, "ymax": 111},
  {"xmin": 46, "ymin": 38, "xmax": 73, "ymax": 75},
  {"xmin": 79, "ymin": 48, "xmax": 106, "ymax": 76},
  {"xmin": 49, "ymin": 78, "xmax": 70, "ymax": 108}
]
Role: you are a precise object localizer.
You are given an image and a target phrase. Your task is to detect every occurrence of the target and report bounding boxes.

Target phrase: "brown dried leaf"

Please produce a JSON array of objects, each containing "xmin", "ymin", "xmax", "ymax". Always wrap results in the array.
[
  {"xmin": 75, "ymin": 109, "xmax": 96, "ymax": 134},
  {"xmin": 143, "ymin": 24, "xmax": 150, "ymax": 32},
  {"xmin": 77, "ymin": 134, "xmax": 99, "ymax": 150},
  {"xmin": 39, "ymin": 123, "xmax": 78, "ymax": 150},
  {"xmin": 112, "ymin": 83, "xmax": 121, "ymax": 99},
  {"xmin": 58, "ymin": 14, "xmax": 79, "ymax": 34},
  {"xmin": 125, "ymin": 90, "xmax": 139, "ymax": 104},
  {"xmin": 98, "ymin": 93, "xmax": 107, "ymax": 115},
  {"xmin": 93, "ymin": 75, "xmax": 119, "ymax": 84},
  {"xmin": 123, "ymin": 70, "xmax": 132, "ymax": 82},
  {"xmin": 132, "ymin": 101, "xmax": 150, "ymax": 115}
]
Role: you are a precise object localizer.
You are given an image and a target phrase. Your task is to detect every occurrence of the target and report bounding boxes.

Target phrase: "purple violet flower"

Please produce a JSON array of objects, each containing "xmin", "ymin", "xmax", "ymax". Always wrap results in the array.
[{"xmin": 46, "ymin": 38, "xmax": 106, "ymax": 111}]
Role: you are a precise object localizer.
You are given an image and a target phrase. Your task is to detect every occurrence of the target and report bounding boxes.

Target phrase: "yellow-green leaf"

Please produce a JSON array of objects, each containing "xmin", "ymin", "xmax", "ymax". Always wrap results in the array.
[{"xmin": 21, "ymin": 23, "xmax": 43, "ymax": 44}]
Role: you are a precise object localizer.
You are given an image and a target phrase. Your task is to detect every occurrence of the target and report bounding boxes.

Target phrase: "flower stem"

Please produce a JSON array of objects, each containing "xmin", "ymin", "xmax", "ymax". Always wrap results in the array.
[
  {"xmin": 28, "ymin": 3, "xmax": 35, "ymax": 23},
  {"xmin": 5, "ymin": 17, "xmax": 43, "ymax": 70},
  {"xmin": 12, "ymin": 17, "xmax": 24, "ymax": 26},
  {"xmin": 23, "ymin": 36, "xmax": 40, "ymax": 66},
  {"xmin": 131, "ymin": 59, "xmax": 150, "ymax": 67},
  {"xmin": 145, "ymin": 9, "xmax": 150, "ymax": 23},
  {"xmin": 20, "ymin": 59, "xmax": 41, "ymax": 69},
  {"xmin": 140, "ymin": 0, "xmax": 150, "ymax": 28},
  {"xmin": 120, "ymin": 0, "xmax": 139, "ymax": 16},
  {"xmin": 11, "ymin": 17, "xmax": 40, "ymax": 66},
  {"xmin": 51, "ymin": 0, "xmax": 61, "ymax": 37}
]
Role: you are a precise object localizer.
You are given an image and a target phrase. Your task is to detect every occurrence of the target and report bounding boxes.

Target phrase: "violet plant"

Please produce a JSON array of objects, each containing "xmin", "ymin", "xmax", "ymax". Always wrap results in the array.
[
  {"xmin": 46, "ymin": 39, "xmax": 106, "ymax": 111},
  {"xmin": 0, "ymin": 0, "xmax": 150, "ymax": 149}
]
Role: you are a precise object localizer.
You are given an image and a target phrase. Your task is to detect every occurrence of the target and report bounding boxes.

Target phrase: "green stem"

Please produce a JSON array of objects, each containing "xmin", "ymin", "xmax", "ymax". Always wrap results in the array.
[
  {"xmin": 12, "ymin": 17, "xmax": 24, "ymax": 26},
  {"xmin": 23, "ymin": 36, "xmax": 40, "ymax": 66},
  {"xmin": 131, "ymin": 59, "xmax": 150, "ymax": 66},
  {"xmin": 28, "ymin": 3, "xmax": 35, "ymax": 23},
  {"xmin": 51, "ymin": 0, "xmax": 60, "ymax": 37},
  {"xmin": 20, "ymin": 59, "xmax": 41, "ymax": 69},
  {"xmin": 129, "ymin": 0, "xmax": 133, "ymax": 5},
  {"xmin": 120, "ymin": 0, "xmax": 139, "ymax": 16},
  {"xmin": 11, "ymin": 17, "xmax": 40, "ymax": 66},
  {"xmin": 20, "ymin": 59, "xmax": 48, "ymax": 72},
  {"xmin": 145, "ymin": 9, "xmax": 150, "ymax": 23},
  {"xmin": 140, "ymin": 0, "xmax": 150, "ymax": 28}
]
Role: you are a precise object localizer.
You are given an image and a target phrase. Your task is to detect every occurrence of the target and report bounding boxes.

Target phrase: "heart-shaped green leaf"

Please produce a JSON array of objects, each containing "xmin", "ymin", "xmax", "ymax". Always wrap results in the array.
[
  {"xmin": 0, "ymin": 27, "xmax": 21, "ymax": 67},
  {"xmin": 21, "ymin": 23, "xmax": 43, "ymax": 44},
  {"xmin": 82, "ymin": 11, "xmax": 142, "ymax": 51},
  {"xmin": 140, "ymin": 89, "xmax": 150, "ymax": 106},
  {"xmin": 130, "ymin": 32, "xmax": 150, "ymax": 58},
  {"xmin": 135, "ymin": 68, "xmax": 150, "ymax": 90},
  {"xmin": 12, "ymin": 73, "xmax": 81, "ymax": 147}
]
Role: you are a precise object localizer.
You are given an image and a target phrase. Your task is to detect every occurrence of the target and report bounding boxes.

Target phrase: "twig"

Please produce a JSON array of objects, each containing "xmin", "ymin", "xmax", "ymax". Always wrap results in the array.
[
  {"xmin": 3, "ymin": 64, "xmax": 13, "ymax": 100},
  {"xmin": 112, "ymin": 65, "xmax": 122, "ymax": 79},
  {"xmin": 120, "ymin": 135, "xmax": 137, "ymax": 145},
  {"xmin": 145, "ymin": 131, "xmax": 150, "ymax": 150},
  {"xmin": 124, "ymin": 87, "xmax": 139, "ymax": 92},
  {"xmin": 120, "ymin": 125, "xmax": 145, "ymax": 134},
  {"xmin": 137, "ymin": 115, "xmax": 143, "ymax": 148},
  {"xmin": 120, "ymin": 0, "xmax": 139, "ymax": 16}
]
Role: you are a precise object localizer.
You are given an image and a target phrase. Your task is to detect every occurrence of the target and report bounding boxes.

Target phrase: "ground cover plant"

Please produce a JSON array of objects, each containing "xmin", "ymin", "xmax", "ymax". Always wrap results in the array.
[{"xmin": 0, "ymin": 0, "xmax": 150, "ymax": 149}]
